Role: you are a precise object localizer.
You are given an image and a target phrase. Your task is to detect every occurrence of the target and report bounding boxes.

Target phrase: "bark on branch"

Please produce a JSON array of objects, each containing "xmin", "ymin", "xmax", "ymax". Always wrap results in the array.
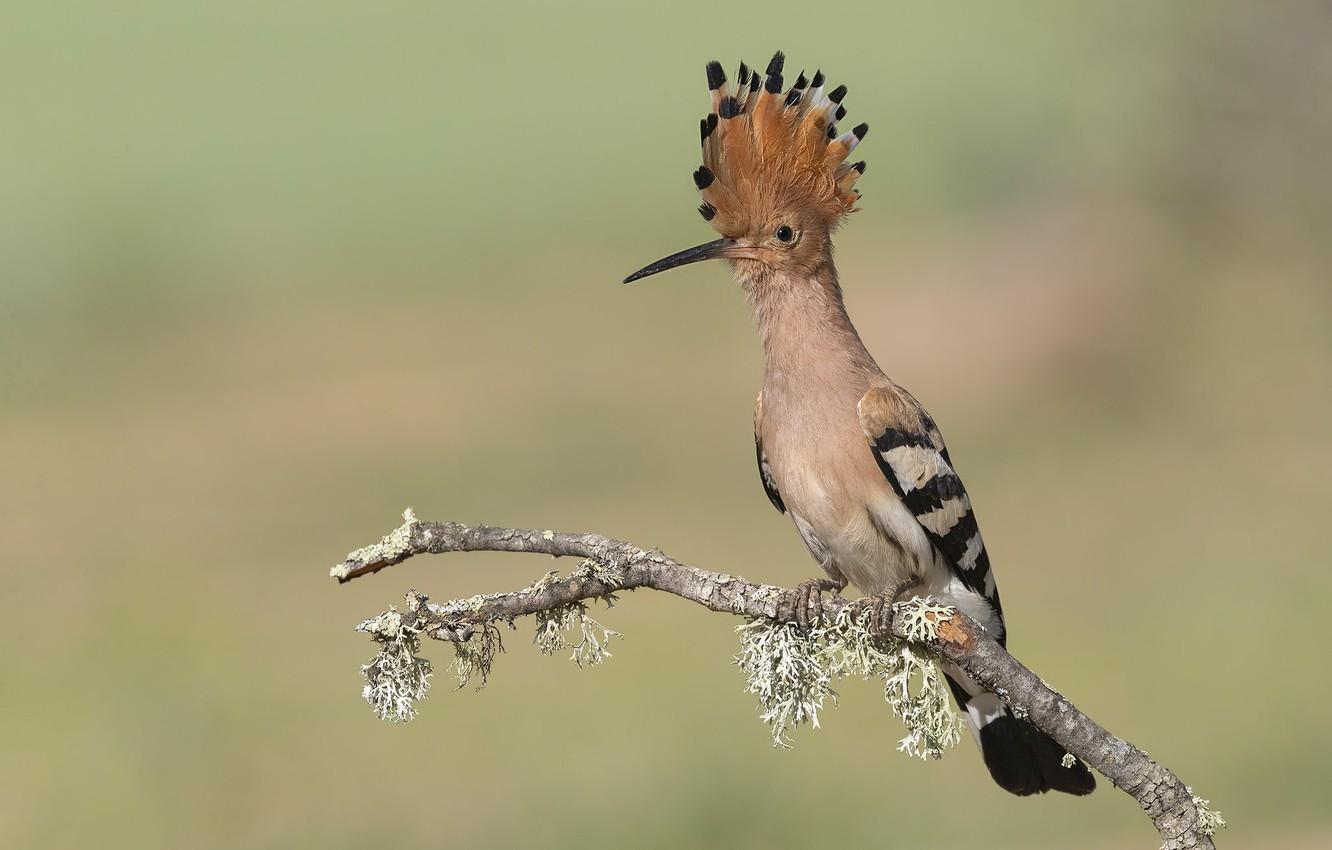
[{"xmin": 332, "ymin": 511, "xmax": 1220, "ymax": 849}]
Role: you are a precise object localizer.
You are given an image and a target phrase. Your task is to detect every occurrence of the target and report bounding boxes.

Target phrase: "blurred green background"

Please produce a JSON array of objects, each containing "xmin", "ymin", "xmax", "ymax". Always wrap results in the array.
[{"xmin": 3, "ymin": 1, "xmax": 1329, "ymax": 848}]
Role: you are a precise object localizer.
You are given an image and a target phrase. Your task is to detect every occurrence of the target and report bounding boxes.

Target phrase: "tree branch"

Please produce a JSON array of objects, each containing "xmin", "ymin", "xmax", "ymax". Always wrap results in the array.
[{"xmin": 332, "ymin": 511, "xmax": 1221, "ymax": 849}]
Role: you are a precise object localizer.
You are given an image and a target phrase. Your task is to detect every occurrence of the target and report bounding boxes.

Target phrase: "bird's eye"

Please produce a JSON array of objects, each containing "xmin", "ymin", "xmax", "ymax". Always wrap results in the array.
[{"xmin": 775, "ymin": 225, "xmax": 794, "ymax": 242}]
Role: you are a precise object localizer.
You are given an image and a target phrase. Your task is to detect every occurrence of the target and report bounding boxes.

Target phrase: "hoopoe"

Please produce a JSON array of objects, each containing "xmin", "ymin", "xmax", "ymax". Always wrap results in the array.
[{"xmin": 624, "ymin": 51, "xmax": 1095, "ymax": 797}]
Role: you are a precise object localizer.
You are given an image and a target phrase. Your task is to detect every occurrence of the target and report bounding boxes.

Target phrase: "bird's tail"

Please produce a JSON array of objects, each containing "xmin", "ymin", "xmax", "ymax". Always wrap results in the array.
[{"xmin": 945, "ymin": 674, "xmax": 1096, "ymax": 796}]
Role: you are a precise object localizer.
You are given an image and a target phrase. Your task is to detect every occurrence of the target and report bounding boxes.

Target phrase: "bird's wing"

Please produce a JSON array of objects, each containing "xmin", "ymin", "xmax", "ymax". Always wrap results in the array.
[
  {"xmin": 857, "ymin": 384, "xmax": 1001, "ymax": 619},
  {"xmin": 754, "ymin": 392, "xmax": 785, "ymax": 514}
]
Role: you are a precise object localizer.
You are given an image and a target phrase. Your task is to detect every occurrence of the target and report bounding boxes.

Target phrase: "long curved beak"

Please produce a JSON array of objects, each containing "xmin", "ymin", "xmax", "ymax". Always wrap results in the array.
[{"xmin": 623, "ymin": 238, "xmax": 730, "ymax": 284}]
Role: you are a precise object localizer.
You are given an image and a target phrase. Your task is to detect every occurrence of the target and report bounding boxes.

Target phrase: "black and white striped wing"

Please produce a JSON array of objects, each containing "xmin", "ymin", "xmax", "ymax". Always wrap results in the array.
[{"xmin": 859, "ymin": 390, "xmax": 1002, "ymax": 620}]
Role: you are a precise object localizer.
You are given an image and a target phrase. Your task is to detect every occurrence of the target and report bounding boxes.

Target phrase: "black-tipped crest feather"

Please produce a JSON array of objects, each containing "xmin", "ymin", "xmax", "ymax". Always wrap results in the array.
[
  {"xmin": 705, "ymin": 60, "xmax": 726, "ymax": 91},
  {"xmin": 699, "ymin": 113, "xmax": 718, "ymax": 143},
  {"xmin": 687, "ymin": 50, "xmax": 868, "ymax": 235}
]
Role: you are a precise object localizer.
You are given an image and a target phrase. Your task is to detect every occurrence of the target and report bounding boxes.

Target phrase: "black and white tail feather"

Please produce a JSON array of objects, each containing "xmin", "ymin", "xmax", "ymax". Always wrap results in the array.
[{"xmin": 946, "ymin": 677, "xmax": 1095, "ymax": 796}]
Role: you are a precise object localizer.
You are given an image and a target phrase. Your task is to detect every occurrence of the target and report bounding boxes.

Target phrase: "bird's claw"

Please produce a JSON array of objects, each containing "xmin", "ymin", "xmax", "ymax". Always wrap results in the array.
[
  {"xmin": 790, "ymin": 577, "xmax": 845, "ymax": 630},
  {"xmin": 867, "ymin": 580, "xmax": 915, "ymax": 637}
]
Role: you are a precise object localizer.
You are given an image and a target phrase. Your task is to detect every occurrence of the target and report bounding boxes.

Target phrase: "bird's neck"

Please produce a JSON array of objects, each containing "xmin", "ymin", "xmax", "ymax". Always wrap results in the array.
[{"xmin": 748, "ymin": 259, "xmax": 881, "ymax": 393}]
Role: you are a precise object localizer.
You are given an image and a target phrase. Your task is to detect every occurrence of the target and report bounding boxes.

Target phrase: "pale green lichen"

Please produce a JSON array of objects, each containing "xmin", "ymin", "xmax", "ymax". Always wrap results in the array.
[
  {"xmin": 820, "ymin": 605, "xmax": 894, "ymax": 679},
  {"xmin": 525, "ymin": 569, "xmax": 562, "ymax": 596},
  {"xmin": 571, "ymin": 558, "xmax": 626, "ymax": 590},
  {"xmin": 333, "ymin": 508, "xmax": 421, "ymax": 580},
  {"xmin": 735, "ymin": 619, "xmax": 832, "ymax": 747},
  {"xmin": 533, "ymin": 605, "xmax": 577, "ymax": 655},
  {"xmin": 895, "ymin": 596, "xmax": 955, "ymax": 642},
  {"xmin": 883, "ymin": 645, "xmax": 962, "ymax": 759},
  {"xmin": 458, "ymin": 594, "xmax": 488, "ymax": 614},
  {"xmin": 569, "ymin": 612, "xmax": 620, "ymax": 667},
  {"xmin": 735, "ymin": 599, "xmax": 964, "ymax": 758},
  {"xmin": 533, "ymin": 602, "xmax": 621, "ymax": 668},
  {"xmin": 754, "ymin": 584, "xmax": 786, "ymax": 612},
  {"xmin": 729, "ymin": 591, "xmax": 747, "ymax": 614},
  {"xmin": 356, "ymin": 560, "xmax": 627, "ymax": 720},
  {"xmin": 357, "ymin": 606, "xmax": 432, "ymax": 722},
  {"xmin": 1190, "ymin": 791, "xmax": 1226, "ymax": 836},
  {"xmin": 452, "ymin": 622, "xmax": 501, "ymax": 689}
]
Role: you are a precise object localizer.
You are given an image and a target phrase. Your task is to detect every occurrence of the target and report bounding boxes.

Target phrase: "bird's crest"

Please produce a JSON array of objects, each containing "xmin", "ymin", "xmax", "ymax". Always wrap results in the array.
[{"xmin": 695, "ymin": 51, "xmax": 867, "ymax": 236}]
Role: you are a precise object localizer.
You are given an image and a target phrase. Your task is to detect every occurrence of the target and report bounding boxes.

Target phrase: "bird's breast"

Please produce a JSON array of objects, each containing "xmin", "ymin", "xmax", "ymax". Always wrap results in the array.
[{"xmin": 761, "ymin": 400, "xmax": 936, "ymax": 596}]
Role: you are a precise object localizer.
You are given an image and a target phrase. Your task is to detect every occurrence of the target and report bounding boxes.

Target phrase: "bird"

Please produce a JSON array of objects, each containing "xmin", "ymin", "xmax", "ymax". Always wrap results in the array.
[{"xmin": 623, "ymin": 51, "xmax": 1096, "ymax": 797}]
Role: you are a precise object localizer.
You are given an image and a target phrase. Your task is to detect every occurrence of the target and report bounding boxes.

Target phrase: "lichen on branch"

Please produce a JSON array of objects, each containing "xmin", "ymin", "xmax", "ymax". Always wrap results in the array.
[
  {"xmin": 533, "ymin": 601, "xmax": 621, "ymax": 668},
  {"xmin": 332, "ymin": 514, "xmax": 1223, "ymax": 849},
  {"xmin": 735, "ymin": 618, "xmax": 832, "ymax": 746},
  {"xmin": 357, "ymin": 605, "xmax": 432, "ymax": 722},
  {"xmin": 735, "ymin": 601, "xmax": 963, "ymax": 756}
]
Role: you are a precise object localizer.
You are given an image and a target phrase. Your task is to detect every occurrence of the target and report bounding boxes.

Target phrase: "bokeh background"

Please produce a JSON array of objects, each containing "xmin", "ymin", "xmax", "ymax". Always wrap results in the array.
[{"xmin": 3, "ymin": 2, "xmax": 1330, "ymax": 848}]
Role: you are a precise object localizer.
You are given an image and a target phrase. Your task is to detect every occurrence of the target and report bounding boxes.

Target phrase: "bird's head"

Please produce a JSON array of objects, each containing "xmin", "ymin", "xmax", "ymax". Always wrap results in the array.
[{"xmin": 625, "ymin": 51, "xmax": 867, "ymax": 290}]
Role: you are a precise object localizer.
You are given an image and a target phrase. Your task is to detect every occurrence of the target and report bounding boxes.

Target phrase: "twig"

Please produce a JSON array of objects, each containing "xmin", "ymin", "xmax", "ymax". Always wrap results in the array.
[{"xmin": 332, "ymin": 511, "xmax": 1220, "ymax": 849}]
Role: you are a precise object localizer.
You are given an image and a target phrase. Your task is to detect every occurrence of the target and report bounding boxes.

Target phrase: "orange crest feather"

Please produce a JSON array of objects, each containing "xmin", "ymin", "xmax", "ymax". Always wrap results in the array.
[{"xmin": 695, "ymin": 52, "xmax": 868, "ymax": 236}]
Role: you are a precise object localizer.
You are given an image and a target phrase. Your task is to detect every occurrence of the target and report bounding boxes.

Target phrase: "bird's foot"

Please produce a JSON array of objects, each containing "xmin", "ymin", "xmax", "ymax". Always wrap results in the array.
[
  {"xmin": 867, "ymin": 579, "xmax": 916, "ymax": 637},
  {"xmin": 790, "ymin": 577, "xmax": 846, "ymax": 631}
]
